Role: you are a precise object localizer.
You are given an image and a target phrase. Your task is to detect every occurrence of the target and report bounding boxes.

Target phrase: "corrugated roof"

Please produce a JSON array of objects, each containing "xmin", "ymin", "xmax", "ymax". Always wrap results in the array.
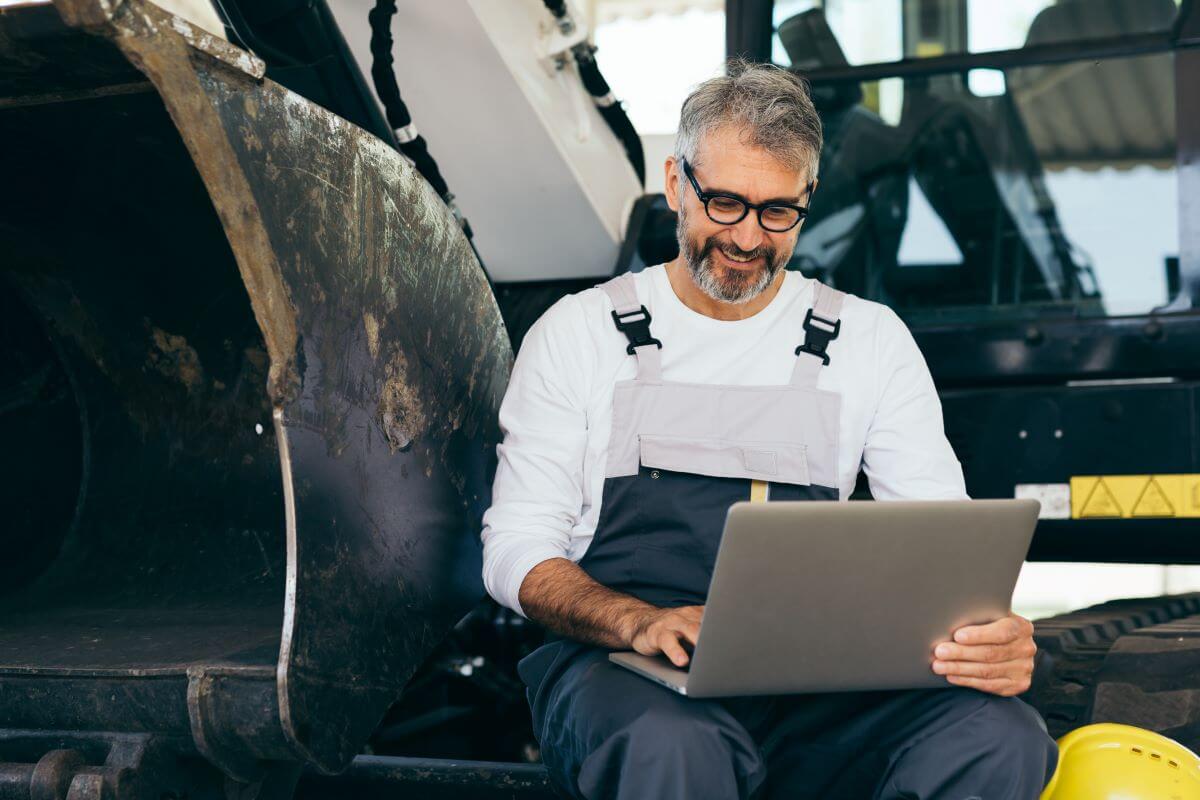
[
  {"xmin": 593, "ymin": 0, "xmax": 724, "ymax": 25},
  {"xmin": 1007, "ymin": 0, "xmax": 1178, "ymax": 169}
]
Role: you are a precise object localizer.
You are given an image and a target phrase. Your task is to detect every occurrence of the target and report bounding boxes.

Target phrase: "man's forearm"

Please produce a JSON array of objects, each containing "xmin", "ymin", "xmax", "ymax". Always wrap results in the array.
[{"xmin": 518, "ymin": 557, "xmax": 656, "ymax": 649}]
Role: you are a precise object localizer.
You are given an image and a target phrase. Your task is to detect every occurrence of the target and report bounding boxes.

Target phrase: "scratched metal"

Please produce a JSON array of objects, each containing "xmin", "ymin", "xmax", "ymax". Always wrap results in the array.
[
  {"xmin": 190, "ymin": 32, "xmax": 512, "ymax": 780},
  {"xmin": 0, "ymin": 0, "xmax": 511, "ymax": 784}
]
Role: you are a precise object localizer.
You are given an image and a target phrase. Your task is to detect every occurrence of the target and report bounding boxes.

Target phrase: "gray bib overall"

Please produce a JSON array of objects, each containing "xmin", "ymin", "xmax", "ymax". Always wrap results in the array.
[
  {"xmin": 577, "ymin": 271, "xmax": 846, "ymax": 609},
  {"xmin": 517, "ymin": 272, "xmax": 1055, "ymax": 800}
]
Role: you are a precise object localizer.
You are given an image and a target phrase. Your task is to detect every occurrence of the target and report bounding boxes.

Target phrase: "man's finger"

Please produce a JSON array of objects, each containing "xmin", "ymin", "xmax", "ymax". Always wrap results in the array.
[
  {"xmin": 676, "ymin": 621, "xmax": 701, "ymax": 646},
  {"xmin": 945, "ymin": 674, "xmax": 1030, "ymax": 697},
  {"xmin": 934, "ymin": 639, "xmax": 1035, "ymax": 663},
  {"xmin": 658, "ymin": 631, "xmax": 690, "ymax": 668},
  {"xmin": 953, "ymin": 615, "xmax": 1031, "ymax": 646},
  {"xmin": 933, "ymin": 658, "xmax": 1033, "ymax": 680}
]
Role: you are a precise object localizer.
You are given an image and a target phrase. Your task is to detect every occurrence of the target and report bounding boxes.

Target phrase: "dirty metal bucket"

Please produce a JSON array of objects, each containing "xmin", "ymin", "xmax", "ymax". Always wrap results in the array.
[{"xmin": 0, "ymin": 0, "xmax": 510, "ymax": 793}]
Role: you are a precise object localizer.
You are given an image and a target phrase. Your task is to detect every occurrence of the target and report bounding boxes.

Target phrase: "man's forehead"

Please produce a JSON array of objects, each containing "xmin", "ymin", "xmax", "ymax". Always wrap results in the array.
[{"xmin": 692, "ymin": 127, "xmax": 812, "ymax": 194}]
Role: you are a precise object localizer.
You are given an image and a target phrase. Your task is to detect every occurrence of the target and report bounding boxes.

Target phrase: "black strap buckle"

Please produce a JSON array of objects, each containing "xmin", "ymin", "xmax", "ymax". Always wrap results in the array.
[
  {"xmin": 794, "ymin": 308, "xmax": 841, "ymax": 366},
  {"xmin": 611, "ymin": 306, "xmax": 663, "ymax": 355}
]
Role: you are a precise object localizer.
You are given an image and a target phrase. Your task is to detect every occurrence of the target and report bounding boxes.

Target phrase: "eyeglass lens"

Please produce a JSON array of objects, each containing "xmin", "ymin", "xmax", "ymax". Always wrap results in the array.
[{"xmin": 705, "ymin": 196, "xmax": 801, "ymax": 232}]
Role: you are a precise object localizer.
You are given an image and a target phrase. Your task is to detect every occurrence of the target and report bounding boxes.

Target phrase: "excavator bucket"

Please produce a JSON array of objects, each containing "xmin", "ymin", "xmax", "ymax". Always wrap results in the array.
[{"xmin": 0, "ymin": 0, "xmax": 510, "ymax": 794}]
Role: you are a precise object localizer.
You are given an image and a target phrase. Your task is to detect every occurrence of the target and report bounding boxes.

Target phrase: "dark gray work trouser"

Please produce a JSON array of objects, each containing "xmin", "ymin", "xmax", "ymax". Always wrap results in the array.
[{"xmin": 522, "ymin": 645, "xmax": 1058, "ymax": 800}]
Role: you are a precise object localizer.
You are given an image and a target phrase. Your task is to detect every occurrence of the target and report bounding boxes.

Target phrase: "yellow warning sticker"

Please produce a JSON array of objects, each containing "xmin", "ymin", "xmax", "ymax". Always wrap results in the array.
[{"xmin": 1070, "ymin": 474, "xmax": 1200, "ymax": 519}]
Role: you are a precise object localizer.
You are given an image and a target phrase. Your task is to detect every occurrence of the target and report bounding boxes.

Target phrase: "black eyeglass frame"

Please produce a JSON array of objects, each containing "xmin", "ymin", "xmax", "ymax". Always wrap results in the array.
[{"xmin": 680, "ymin": 157, "xmax": 815, "ymax": 233}]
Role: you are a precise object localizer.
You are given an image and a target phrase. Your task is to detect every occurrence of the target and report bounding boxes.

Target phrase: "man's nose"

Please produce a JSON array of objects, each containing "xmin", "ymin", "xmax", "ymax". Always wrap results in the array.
[{"xmin": 730, "ymin": 213, "xmax": 763, "ymax": 252}]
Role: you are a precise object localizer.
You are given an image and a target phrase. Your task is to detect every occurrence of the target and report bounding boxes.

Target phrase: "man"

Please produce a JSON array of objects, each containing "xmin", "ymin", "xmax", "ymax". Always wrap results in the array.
[{"xmin": 481, "ymin": 60, "xmax": 1056, "ymax": 799}]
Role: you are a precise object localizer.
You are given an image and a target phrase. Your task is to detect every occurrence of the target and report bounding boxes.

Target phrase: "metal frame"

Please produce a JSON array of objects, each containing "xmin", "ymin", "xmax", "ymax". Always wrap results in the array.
[
  {"xmin": 789, "ymin": 31, "xmax": 1184, "ymax": 83},
  {"xmin": 1179, "ymin": 0, "xmax": 1200, "ymax": 307},
  {"xmin": 730, "ymin": 0, "xmax": 1200, "ymax": 79},
  {"xmin": 724, "ymin": 0, "xmax": 773, "ymax": 62}
]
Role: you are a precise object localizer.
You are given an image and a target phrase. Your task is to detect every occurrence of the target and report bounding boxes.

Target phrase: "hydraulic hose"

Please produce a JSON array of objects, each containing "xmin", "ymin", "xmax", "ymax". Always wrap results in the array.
[
  {"xmin": 540, "ymin": 0, "xmax": 646, "ymax": 185},
  {"xmin": 368, "ymin": 0, "xmax": 475, "ymax": 240}
]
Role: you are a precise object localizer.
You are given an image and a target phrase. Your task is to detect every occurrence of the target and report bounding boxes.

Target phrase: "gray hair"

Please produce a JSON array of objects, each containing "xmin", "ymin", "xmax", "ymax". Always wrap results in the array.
[{"xmin": 675, "ymin": 58, "xmax": 823, "ymax": 181}]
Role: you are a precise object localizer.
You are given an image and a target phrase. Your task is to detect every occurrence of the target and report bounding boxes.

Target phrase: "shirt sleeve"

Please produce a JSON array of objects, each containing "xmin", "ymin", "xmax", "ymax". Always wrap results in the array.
[
  {"xmin": 861, "ymin": 305, "xmax": 969, "ymax": 501},
  {"xmin": 481, "ymin": 294, "xmax": 594, "ymax": 617}
]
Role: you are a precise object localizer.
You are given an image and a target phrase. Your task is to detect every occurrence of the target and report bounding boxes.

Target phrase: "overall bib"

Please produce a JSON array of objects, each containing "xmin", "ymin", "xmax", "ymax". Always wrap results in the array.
[{"xmin": 518, "ymin": 272, "xmax": 1056, "ymax": 800}]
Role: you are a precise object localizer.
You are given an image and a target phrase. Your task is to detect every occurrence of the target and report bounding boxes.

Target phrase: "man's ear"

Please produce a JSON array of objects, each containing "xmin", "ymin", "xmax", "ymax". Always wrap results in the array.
[{"xmin": 664, "ymin": 156, "xmax": 680, "ymax": 212}]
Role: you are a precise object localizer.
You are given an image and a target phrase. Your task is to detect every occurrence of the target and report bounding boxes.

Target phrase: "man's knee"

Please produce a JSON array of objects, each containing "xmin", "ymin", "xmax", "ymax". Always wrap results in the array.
[
  {"xmin": 575, "ymin": 702, "xmax": 764, "ymax": 799},
  {"xmin": 933, "ymin": 693, "xmax": 1057, "ymax": 789},
  {"xmin": 979, "ymin": 697, "xmax": 1058, "ymax": 782},
  {"xmin": 625, "ymin": 701, "xmax": 756, "ymax": 759},
  {"xmin": 892, "ymin": 692, "xmax": 1057, "ymax": 797}
]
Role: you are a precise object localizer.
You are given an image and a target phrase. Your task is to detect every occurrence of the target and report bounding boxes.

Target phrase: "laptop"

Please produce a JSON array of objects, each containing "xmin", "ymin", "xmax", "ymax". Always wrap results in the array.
[{"xmin": 609, "ymin": 499, "xmax": 1039, "ymax": 697}]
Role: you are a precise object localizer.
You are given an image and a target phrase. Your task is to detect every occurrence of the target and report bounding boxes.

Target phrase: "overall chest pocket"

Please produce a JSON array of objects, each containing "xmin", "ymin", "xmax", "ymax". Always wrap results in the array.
[{"xmin": 638, "ymin": 433, "xmax": 812, "ymax": 486}]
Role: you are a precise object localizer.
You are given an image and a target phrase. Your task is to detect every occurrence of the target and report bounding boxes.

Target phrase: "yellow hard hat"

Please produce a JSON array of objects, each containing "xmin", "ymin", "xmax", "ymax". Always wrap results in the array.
[{"xmin": 1041, "ymin": 723, "xmax": 1200, "ymax": 800}]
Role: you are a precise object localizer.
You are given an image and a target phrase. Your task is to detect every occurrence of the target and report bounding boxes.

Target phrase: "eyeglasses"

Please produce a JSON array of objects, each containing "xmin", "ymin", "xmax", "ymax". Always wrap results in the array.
[{"xmin": 681, "ymin": 158, "xmax": 813, "ymax": 233}]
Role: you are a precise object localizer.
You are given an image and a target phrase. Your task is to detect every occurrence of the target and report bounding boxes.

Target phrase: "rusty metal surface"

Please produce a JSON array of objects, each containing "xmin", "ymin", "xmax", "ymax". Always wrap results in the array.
[
  {"xmin": 149, "ymin": 13, "xmax": 511, "ymax": 775},
  {"xmin": 0, "ymin": 729, "xmax": 301, "ymax": 800},
  {"xmin": 296, "ymin": 755, "xmax": 558, "ymax": 800},
  {"xmin": 0, "ymin": 0, "xmax": 510, "ymax": 783},
  {"xmin": 0, "ymin": 67, "xmax": 287, "ymax": 609},
  {"xmin": 0, "ymin": 2, "xmax": 148, "ymax": 107}
]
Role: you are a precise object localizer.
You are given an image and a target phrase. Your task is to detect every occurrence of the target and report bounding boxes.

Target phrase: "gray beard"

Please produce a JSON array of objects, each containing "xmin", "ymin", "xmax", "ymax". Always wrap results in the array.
[{"xmin": 677, "ymin": 207, "xmax": 782, "ymax": 305}]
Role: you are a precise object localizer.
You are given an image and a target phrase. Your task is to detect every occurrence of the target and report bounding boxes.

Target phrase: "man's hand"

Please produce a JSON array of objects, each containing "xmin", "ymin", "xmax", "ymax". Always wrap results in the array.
[
  {"xmin": 519, "ymin": 558, "xmax": 698, "ymax": 655},
  {"xmin": 629, "ymin": 605, "xmax": 704, "ymax": 668},
  {"xmin": 931, "ymin": 613, "xmax": 1036, "ymax": 697}
]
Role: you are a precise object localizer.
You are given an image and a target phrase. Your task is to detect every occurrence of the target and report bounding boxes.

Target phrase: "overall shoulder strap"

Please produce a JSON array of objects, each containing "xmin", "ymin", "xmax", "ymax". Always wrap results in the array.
[
  {"xmin": 790, "ymin": 281, "xmax": 847, "ymax": 388},
  {"xmin": 598, "ymin": 272, "xmax": 662, "ymax": 381}
]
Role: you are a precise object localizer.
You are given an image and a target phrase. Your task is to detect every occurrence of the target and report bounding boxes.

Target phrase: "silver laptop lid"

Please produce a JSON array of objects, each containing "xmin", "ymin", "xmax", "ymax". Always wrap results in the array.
[{"xmin": 683, "ymin": 499, "xmax": 1038, "ymax": 697}]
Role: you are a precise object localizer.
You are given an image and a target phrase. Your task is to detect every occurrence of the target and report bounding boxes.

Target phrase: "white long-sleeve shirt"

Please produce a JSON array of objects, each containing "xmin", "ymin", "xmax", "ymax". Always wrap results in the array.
[{"xmin": 481, "ymin": 265, "xmax": 967, "ymax": 616}]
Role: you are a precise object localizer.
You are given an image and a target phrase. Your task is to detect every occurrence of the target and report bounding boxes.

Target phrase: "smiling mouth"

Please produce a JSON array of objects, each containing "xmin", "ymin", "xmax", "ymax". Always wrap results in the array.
[{"xmin": 716, "ymin": 249, "xmax": 761, "ymax": 268}]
